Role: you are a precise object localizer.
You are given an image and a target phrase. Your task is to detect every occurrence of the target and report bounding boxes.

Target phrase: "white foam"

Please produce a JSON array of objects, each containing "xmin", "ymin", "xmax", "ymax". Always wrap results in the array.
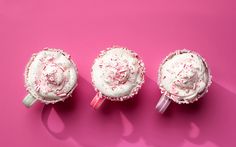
[
  {"xmin": 92, "ymin": 47, "xmax": 145, "ymax": 99},
  {"xmin": 159, "ymin": 50, "xmax": 209, "ymax": 102},
  {"xmin": 25, "ymin": 48, "xmax": 77, "ymax": 103}
]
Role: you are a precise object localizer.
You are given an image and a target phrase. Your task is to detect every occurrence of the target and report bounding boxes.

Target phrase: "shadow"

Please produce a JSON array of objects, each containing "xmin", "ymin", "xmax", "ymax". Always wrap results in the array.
[
  {"xmin": 181, "ymin": 81, "xmax": 236, "ymax": 147},
  {"xmin": 104, "ymin": 76, "xmax": 190, "ymax": 147},
  {"xmin": 119, "ymin": 78, "xmax": 236, "ymax": 147},
  {"xmin": 41, "ymin": 75, "xmax": 236, "ymax": 147},
  {"xmin": 41, "ymin": 76, "xmax": 125, "ymax": 147},
  {"xmin": 41, "ymin": 86, "xmax": 80, "ymax": 140}
]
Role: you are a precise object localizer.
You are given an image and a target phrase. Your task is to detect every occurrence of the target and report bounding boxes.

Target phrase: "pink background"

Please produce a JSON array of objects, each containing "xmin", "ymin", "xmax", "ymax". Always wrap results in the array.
[{"xmin": 0, "ymin": 0, "xmax": 236, "ymax": 147}]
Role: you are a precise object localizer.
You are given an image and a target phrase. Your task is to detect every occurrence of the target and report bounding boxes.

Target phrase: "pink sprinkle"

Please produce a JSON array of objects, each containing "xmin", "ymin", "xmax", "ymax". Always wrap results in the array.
[
  {"xmin": 58, "ymin": 93, "xmax": 67, "ymax": 97},
  {"xmin": 35, "ymin": 86, "xmax": 40, "ymax": 92}
]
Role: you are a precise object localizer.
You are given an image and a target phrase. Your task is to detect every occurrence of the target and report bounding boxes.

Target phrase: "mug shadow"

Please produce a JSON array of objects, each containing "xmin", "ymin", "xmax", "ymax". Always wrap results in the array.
[
  {"xmin": 41, "ymin": 75, "xmax": 236, "ymax": 147},
  {"xmin": 179, "ymin": 81, "xmax": 236, "ymax": 147},
  {"xmin": 119, "ymin": 77, "xmax": 236, "ymax": 147},
  {"xmin": 41, "ymin": 76, "xmax": 125, "ymax": 147}
]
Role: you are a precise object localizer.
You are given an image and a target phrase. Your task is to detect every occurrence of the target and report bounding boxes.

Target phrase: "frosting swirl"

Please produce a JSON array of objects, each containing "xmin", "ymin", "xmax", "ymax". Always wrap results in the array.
[
  {"xmin": 25, "ymin": 48, "xmax": 78, "ymax": 103},
  {"xmin": 159, "ymin": 50, "xmax": 211, "ymax": 103},
  {"xmin": 92, "ymin": 47, "xmax": 145, "ymax": 100}
]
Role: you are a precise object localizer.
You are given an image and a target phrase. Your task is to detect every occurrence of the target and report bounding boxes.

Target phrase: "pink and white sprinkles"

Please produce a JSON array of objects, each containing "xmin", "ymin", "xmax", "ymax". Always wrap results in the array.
[
  {"xmin": 25, "ymin": 48, "xmax": 78, "ymax": 104},
  {"xmin": 91, "ymin": 47, "xmax": 145, "ymax": 101},
  {"xmin": 103, "ymin": 58, "xmax": 131, "ymax": 89},
  {"xmin": 158, "ymin": 50, "xmax": 211, "ymax": 104}
]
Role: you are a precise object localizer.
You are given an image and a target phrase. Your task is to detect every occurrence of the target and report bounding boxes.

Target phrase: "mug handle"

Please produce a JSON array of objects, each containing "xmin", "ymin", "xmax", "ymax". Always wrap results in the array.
[
  {"xmin": 90, "ymin": 92, "xmax": 106, "ymax": 109},
  {"xmin": 23, "ymin": 94, "xmax": 37, "ymax": 108},
  {"xmin": 156, "ymin": 94, "xmax": 171, "ymax": 113}
]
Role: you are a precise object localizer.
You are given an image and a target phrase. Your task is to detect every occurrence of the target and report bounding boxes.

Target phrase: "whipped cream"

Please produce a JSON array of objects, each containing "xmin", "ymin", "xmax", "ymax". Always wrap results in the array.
[
  {"xmin": 159, "ymin": 50, "xmax": 211, "ymax": 103},
  {"xmin": 92, "ymin": 47, "xmax": 145, "ymax": 101},
  {"xmin": 25, "ymin": 48, "xmax": 78, "ymax": 103}
]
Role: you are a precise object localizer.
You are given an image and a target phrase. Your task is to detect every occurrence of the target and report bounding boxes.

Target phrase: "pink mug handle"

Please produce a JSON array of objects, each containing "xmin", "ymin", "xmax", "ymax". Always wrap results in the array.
[
  {"xmin": 156, "ymin": 94, "xmax": 171, "ymax": 113},
  {"xmin": 90, "ymin": 92, "xmax": 106, "ymax": 109}
]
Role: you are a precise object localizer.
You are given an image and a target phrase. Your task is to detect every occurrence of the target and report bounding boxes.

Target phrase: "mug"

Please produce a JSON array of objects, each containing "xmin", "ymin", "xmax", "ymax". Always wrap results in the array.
[
  {"xmin": 156, "ymin": 49, "xmax": 212, "ymax": 113},
  {"xmin": 23, "ymin": 48, "xmax": 78, "ymax": 107},
  {"xmin": 90, "ymin": 46, "xmax": 145, "ymax": 109}
]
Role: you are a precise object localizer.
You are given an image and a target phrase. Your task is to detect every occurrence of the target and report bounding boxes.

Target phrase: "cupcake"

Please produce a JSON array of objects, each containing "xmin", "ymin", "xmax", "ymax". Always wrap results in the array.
[
  {"xmin": 156, "ymin": 49, "xmax": 212, "ymax": 113},
  {"xmin": 90, "ymin": 46, "xmax": 145, "ymax": 109},
  {"xmin": 23, "ymin": 48, "xmax": 78, "ymax": 107}
]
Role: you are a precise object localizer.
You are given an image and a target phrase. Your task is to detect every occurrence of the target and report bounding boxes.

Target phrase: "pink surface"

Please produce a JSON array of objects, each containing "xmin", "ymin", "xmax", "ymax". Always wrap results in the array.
[{"xmin": 0, "ymin": 0, "xmax": 236, "ymax": 147}]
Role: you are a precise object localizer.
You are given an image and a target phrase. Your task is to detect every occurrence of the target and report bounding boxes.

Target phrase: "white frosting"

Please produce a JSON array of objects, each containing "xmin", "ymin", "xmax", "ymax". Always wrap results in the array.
[
  {"xmin": 159, "ymin": 50, "xmax": 210, "ymax": 103},
  {"xmin": 92, "ymin": 47, "xmax": 145, "ymax": 100},
  {"xmin": 25, "ymin": 48, "xmax": 78, "ymax": 103}
]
